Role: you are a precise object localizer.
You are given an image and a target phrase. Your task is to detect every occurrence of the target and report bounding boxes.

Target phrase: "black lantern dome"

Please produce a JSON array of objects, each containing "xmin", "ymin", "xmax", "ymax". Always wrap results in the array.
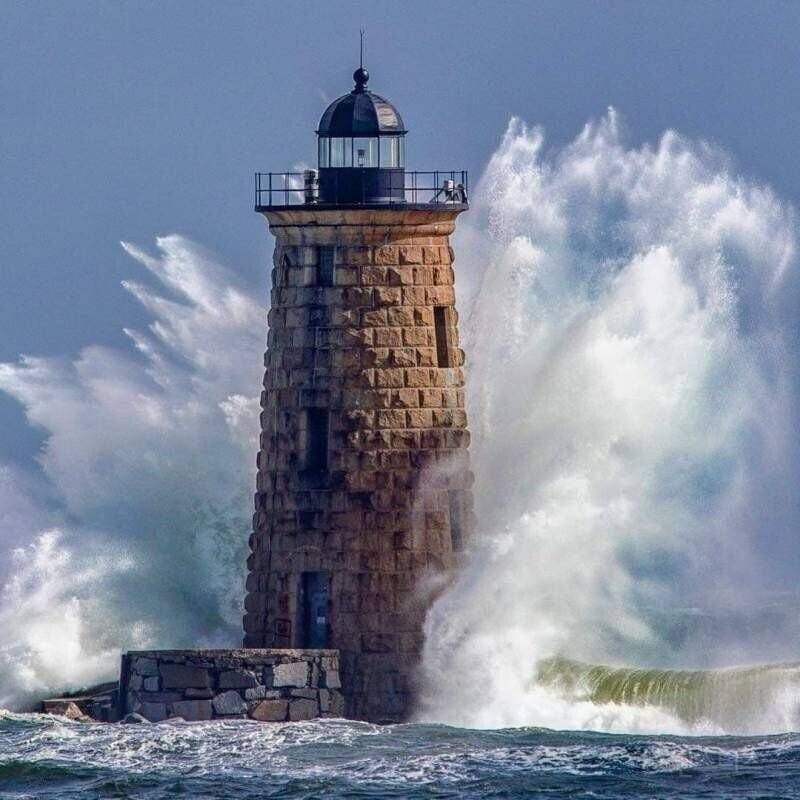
[
  {"xmin": 317, "ymin": 69, "xmax": 406, "ymax": 136},
  {"xmin": 315, "ymin": 67, "xmax": 406, "ymax": 204}
]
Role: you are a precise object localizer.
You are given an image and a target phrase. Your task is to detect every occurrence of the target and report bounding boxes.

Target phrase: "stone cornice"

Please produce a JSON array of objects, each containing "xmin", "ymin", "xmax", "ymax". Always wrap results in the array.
[{"xmin": 260, "ymin": 207, "xmax": 465, "ymax": 243}]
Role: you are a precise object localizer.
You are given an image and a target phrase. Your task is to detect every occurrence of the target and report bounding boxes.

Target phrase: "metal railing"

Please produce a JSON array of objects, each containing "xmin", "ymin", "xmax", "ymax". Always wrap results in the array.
[{"xmin": 254, "ymin": 170, "xmax": 468, "ymax": 208}]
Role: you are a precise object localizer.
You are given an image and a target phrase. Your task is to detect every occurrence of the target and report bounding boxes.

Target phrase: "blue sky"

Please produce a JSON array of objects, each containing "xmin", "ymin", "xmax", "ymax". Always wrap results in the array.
[{"xmin": 2, "ymin": 0, "xmax": 799, "ymax": 465}]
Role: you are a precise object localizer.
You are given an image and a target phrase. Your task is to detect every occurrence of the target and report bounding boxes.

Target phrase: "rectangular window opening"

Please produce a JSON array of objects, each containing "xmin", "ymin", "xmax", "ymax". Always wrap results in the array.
[
  {"xmin": 448, "ymin": 490, "xmax": 463, "ymax": 552},
  {"xmin": 303, "ymin": 408, "xmax": 329, "ymax": 473},
  {"xmin": 434, "ymin": 306, "xmax": 452, "ymax": 367},
  {"xmin": 318, "ymin": 246, "xmax": 335, "ymax": 286}
]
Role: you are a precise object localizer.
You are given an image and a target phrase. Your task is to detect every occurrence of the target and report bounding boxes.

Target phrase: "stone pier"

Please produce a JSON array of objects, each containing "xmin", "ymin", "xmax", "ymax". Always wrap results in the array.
[{"xmin": 120, "ymin": 649, "xmax": 343, "ymax": 722}]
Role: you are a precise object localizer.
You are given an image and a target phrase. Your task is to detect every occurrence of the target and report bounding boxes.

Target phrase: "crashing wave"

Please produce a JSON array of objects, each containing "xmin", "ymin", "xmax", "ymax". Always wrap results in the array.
[{"xmin": 535, "ymin": 657, "xmax": 800, "ymax": 734}]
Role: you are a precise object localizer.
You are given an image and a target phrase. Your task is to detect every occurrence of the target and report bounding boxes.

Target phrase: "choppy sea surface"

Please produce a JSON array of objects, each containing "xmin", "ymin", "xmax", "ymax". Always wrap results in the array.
[{"xmin": 1, "ymin": 713, "xmax": 799, "ymax": 800}]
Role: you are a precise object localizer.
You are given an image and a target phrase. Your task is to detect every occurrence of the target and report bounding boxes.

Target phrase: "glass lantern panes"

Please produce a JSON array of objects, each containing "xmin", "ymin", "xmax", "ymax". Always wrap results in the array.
[
  {"xmin": 353, "ymin": 138, "xmax": 378, "ymax": 167},
  {"xmin": 379, "ymin": 136, "xmax": 404, "ymax": 167},
  {"xmin": 319, "ymin": 136, "xmax": 405, "ymax": 169},
  {"xmin": 329, "ymin": 137, "xmax": 345, "ymax": 167}
]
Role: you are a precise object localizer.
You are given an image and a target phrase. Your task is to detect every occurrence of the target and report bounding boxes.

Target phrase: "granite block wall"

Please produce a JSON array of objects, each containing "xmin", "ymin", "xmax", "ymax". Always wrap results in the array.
[
  {"xmin": 243, "ymin": 208, "xmax": 475, "ymax": 722},
  {"xmin": 121, "ymin": 649, "xmax": 343, "ymax": 722}
]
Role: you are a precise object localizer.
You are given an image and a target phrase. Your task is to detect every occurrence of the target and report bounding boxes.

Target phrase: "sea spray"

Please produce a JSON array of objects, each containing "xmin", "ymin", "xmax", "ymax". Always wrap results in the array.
[
  {"xmin": 0, "ymin": 237, "xmax": 263, "ymax": 708},
  {"xmin": 419, "ymin": 112, "xmax": 800, "ymax": 734}
]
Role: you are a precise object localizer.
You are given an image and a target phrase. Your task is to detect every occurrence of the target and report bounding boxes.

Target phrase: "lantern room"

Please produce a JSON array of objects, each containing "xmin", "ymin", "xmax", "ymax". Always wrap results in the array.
[{"xmin": 315, "ymin": 66, "xmax": 407, "ymax": 203}]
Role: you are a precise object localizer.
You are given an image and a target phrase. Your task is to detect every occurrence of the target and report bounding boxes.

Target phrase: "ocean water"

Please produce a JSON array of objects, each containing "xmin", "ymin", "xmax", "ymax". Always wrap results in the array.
[{"xmin": 2, "ymin": 713, "xmax": 800, "ymax": 800}]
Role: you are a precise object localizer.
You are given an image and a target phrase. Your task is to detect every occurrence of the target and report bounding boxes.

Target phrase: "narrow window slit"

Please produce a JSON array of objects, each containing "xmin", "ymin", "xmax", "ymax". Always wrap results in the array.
[
  {"xmin": 434, "ymin": 306, "xmax": 452, "ymax": 367},
  {"xmin": 303, "ymin": 408, "xmax": 329, "ymax": 473},
  {"xmin": 318, "ymin": 246, "xmax": 336, "ymax": 286},
  {"xmin": 448, "ymin": 490, "xmax": 463, "ymax": 552}
]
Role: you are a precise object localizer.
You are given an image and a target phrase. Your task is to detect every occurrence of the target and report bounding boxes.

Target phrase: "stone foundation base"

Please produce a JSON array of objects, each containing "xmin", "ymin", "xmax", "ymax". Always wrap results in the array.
[
  {"xmin": 41, "ymin": 682, "xmax": 119, "ymax": 722},
  {"xmin": 121, "ymin": 649, "xmax": 344, "ymax": 722}
]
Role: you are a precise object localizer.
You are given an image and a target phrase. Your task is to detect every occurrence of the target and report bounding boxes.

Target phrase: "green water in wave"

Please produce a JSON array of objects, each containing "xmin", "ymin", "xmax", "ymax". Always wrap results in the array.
[{"xmin": 535, "ymin": 657, "xmax": 800, "ymax": 732}]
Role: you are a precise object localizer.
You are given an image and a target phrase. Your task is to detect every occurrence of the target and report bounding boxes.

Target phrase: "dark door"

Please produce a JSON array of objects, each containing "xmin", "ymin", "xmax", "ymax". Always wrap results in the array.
[{"xmin": 300, "ymin": 571, "xmax": 329, "ymax": 648}]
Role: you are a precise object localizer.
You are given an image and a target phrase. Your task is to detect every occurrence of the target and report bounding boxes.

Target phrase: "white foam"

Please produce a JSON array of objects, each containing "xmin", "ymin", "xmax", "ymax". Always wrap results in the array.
[
  {"xmin": 0, "ymin": 236, "xmax": 264, "ymax": 708},
  {"xmin": 419, "ymin": 112, "xmax": 800, "ymax": 735}
]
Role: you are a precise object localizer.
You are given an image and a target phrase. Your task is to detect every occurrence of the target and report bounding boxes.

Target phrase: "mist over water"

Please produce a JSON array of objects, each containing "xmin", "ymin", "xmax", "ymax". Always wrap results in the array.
[{"xmin": 1, "ymin": 113, "xmax": 800, "ymax": 734}]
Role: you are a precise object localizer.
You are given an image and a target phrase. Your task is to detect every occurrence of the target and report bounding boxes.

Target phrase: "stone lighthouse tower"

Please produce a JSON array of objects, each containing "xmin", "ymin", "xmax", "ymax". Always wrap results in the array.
[{"xmin": 243, "ymin": 64, "xmax": 473, "ymax": 722}]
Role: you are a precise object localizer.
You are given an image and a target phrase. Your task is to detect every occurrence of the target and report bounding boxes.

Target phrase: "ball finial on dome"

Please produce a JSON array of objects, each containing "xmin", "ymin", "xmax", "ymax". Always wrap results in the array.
[{"xmin": 353, "ymin": 67, "xmax": 369, "ymax": 92}]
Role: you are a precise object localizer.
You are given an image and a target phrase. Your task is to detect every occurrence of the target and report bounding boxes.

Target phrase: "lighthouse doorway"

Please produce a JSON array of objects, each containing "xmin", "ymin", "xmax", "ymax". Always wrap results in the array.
[{"xmin": 299, "ymin": 571, "xmax": 330, "ymax": 648}]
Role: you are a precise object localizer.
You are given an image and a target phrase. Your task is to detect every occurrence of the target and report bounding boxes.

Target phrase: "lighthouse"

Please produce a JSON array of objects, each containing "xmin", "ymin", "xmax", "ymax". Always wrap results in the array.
[{"xmin": 243, "ymin": 63, "xmax": 474, "ymax": 722}]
